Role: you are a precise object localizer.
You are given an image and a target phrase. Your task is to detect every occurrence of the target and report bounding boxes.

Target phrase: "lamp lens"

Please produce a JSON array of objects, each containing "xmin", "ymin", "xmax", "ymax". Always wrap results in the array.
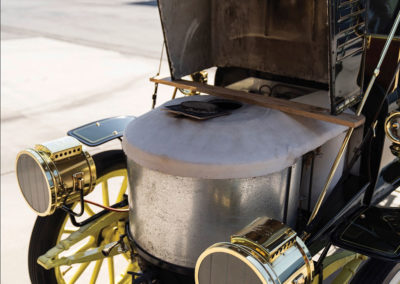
[
  {"xmin": 197, "ymin": 251, "xmax": 264, "ymax": 284},
  {"xmin": 16, "ymin": 153, "xmax": 50, "ymax": 214}
]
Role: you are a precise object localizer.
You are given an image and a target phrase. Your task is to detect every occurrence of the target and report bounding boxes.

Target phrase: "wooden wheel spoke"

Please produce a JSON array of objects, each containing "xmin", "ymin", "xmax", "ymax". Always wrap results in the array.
[
  {"xmin": 122, "ymin": 252, "xmax": 130, "ymax": 261},
  {"xmin": 61, "ymin": 227, "xmax": 77, "ymax": 234},
  {"xmin": 117, "ymin": 262, "xmax": 138, "ymax": 284},
  {"xmin": 108, "ymin": 257, "xmax": 115, "ymax": 284},
  {"xmin": 62, "ymin": 266, "xmax": 73, "ymax": 276},
  {"xmin": 89, "ymin": 259, "xmax": 104, "ymax": 283},
  {"xmin": 102, "ymin": 181, "xmax": 110, "ymax": 207},
  {"xmin": 68, "ymin": 262, "xmax": 91, "ymax": 284},
  {"xmin": 75, "ymin": 237, "xmax": 95, "ymax": 254},
  {"xmin": 84, "ymin": 203, "xmax": 96, "ymax": 217},
  {"xmin": 53, "ymin": 167, "xmax": 133, "ymax": 284},
  {"xmin": 116, "ymin": 176, "xmax": 128, "ymax": 203}
]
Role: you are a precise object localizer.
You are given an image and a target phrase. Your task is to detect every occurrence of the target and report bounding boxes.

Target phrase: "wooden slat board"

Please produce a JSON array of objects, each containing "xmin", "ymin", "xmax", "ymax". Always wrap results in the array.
[{"xmin": 150, "ymin": 77, "xmax": 365, "ymax": 128}]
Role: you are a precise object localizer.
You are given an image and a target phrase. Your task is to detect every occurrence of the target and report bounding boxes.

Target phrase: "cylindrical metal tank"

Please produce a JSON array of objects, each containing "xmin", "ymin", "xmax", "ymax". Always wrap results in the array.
[
  {"xmin": 123, "ymin": 95, "xmax": 347, "ymax": 268},
  {"xmin": 126, "ymin": 159, "xmax": 301, "ymax": 268}
]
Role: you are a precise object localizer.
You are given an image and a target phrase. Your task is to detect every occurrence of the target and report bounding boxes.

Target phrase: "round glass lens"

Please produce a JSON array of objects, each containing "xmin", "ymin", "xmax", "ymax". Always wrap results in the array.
[
  {"xmin": 17, "ymin": 153, "xmax": 50, "ymax": 214},
  {"xmin": 198, "ymin": 252, "xmax": 263, "ymax": 284}
]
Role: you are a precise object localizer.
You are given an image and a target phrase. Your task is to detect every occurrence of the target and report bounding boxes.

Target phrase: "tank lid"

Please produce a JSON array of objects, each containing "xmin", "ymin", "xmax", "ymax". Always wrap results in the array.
[{"xmin": 123, "ymin": 94, "xmax": 347, "ymax": 179}]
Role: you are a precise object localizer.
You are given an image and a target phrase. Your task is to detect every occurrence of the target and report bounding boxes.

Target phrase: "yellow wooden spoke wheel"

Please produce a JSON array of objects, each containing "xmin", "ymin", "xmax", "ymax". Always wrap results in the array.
[{"xmin": 28, "ymin": 150, "xmax": 139, "ymax": 284}]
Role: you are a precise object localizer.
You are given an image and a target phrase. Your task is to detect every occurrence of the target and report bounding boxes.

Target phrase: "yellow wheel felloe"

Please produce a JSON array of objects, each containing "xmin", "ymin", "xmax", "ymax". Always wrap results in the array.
[{"xmin": 41, "ymin": 168, "xmax": 139, "ymax": 284}]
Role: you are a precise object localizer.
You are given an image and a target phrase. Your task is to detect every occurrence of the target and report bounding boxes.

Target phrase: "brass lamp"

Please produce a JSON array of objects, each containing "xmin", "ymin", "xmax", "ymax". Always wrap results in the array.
[{"xmin": 16, "ymin": 136, "xmax": 96, "ymax": 216}]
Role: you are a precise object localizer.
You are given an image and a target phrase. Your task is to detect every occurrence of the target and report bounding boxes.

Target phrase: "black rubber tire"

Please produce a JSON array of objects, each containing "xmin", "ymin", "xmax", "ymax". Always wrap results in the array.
[
  {"xmin": 351, "ymin": 258, "xmax": 400, "ymax": 284},
  {"xmin": 28, "ymin": 150, "xmax": 127, "ymax": 284}
]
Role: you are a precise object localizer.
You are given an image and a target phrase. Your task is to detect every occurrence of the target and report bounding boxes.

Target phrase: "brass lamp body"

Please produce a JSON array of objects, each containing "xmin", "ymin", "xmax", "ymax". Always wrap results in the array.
[
  {"xmin": 195, "ymin": 217, "xmax": 314, "ymax": 284},
  {"xmin": 16, "ymin": 136, "xmax": 96, "ymax": 216}
]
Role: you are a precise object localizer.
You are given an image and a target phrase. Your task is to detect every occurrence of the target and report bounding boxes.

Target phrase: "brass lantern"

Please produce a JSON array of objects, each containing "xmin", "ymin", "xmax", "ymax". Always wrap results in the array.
[{"xmin": 16, "ymin": 136, "xmax": 96, "ymax": 216}]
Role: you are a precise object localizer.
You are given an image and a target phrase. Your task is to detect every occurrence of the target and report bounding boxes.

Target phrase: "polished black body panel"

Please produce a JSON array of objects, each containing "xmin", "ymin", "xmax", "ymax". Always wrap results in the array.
[
  {"xmin": 305, "ymin": 174, "xmax": 369, "ymax": 245},
  {"xmin": 360, "ymin": 84, "xmax": 390, "ymax": 205},
  {"xmin": 305, "ymin": 165, "xmax": 399, "ymax": 259},
  {"xmin": 367, "ymin": 0, "xmax": 400, "ymax": 36},
  {"xmin": 380, "ymin": 162, "xmax": 400, "ymax": 188},
  {"xmin": 332, "ymin": 206, "xmax": 400, "ymax": 261},
  {"xmin": 305, "ymin": 87, "xmax": 399, "ymax": 257}
]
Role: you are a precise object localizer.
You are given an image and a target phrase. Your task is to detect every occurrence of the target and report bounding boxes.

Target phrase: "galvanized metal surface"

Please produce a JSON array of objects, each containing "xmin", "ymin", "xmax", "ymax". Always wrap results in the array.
[{"xmin": 127, "ymin": 160, "xmax": 301, "ymax": 268}]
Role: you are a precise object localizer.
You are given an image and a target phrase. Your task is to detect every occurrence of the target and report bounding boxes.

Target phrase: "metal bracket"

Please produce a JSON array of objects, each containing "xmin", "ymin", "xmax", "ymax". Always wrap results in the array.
[{"xmin": 37, "ymin": 210, "xmax": 129, "ymax": 270}]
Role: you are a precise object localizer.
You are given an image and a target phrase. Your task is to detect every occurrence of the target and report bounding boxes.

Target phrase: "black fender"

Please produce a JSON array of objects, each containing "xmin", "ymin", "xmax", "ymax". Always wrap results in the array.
[{"xmin": 67, "ymin": 116, "xmax": 135, "ymax": 147}]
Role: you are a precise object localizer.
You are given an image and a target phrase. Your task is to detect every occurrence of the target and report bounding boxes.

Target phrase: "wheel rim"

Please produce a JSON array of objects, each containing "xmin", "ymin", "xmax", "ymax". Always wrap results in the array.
[{"xmin": 53, "ymin": 169, "xmax": 138, "ymax": 284}]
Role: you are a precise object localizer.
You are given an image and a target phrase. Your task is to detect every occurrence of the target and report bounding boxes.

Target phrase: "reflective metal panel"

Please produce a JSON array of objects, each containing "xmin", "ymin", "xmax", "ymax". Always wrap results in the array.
[
  {"xmin": 127, "ymin": 159, "xmax": 301, "ymax": 268},
  {"xmin": 329, "ymin": 0, "xmax": 367, "ymax": 114}
]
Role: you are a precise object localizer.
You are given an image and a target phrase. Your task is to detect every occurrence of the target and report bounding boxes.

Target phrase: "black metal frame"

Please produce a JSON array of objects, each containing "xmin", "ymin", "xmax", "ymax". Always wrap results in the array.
[{"xmin": 305, "ymin": 80, "xmax": 400, "ymax": 260}]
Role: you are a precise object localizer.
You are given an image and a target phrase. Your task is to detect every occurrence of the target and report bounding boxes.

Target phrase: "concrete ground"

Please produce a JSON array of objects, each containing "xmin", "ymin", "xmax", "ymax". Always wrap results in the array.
[
  {"xmin": 1, "ymin": 1, "xmax": 399, "ymax": 283},
  {"xmin": 2, "ymin": 1, "xmax": 172, "ymax": 283}
]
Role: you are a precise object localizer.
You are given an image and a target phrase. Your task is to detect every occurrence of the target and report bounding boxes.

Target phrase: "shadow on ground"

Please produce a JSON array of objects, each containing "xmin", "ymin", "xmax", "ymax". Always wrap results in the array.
[{"xmin": 125, "ymin": 0, "xmax": 157, "ymax": 6}]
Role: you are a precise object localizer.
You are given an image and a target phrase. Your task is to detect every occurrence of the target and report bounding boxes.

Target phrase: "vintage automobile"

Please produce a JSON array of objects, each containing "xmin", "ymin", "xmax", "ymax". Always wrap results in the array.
[{"xmin": 15, "ymin": 0, "xmax": 400, "ymax": 283}]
